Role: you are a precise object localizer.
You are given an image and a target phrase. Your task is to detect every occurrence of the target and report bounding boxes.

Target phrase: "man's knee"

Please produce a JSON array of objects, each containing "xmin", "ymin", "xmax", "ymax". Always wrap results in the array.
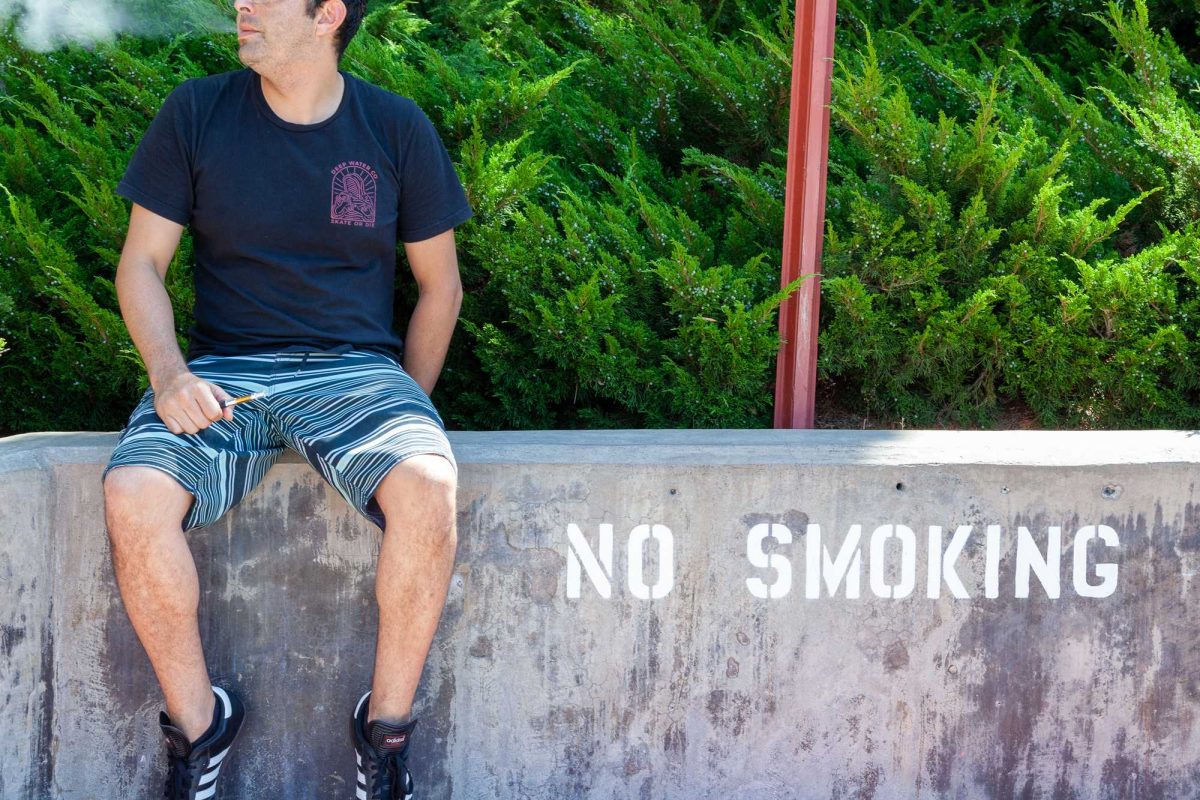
[
  {"xmin": 375, "ymin": 455, "xmax": 457, "ymax": 538},
  {"xmin": 103, "ymin": 466, "xmax": 193, "ymax": 542}
]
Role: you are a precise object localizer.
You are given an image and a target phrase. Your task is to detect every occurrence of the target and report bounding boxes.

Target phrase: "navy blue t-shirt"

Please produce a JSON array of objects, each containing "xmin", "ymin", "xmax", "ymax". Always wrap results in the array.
[{"xmin": 118, "ymin": 69, "xmax": 474, "ymax": 360}]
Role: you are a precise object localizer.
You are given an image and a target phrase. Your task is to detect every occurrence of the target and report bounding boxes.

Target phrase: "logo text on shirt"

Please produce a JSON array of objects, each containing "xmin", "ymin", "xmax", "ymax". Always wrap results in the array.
[{"xmin": 331, "ymin": 161, "xmax": 378, "ymax": 227}]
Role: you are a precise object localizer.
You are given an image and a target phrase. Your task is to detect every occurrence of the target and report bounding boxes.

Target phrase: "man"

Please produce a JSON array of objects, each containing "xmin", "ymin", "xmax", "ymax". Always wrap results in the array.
[{"xmin": 101, "ymin": 0, "xmax": 471, "ymax": 797}]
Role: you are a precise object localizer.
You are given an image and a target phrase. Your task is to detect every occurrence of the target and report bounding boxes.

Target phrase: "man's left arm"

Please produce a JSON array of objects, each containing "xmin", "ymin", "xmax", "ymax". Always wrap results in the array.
[{"xmin": 401, "ymin": 228, "xmax": 464, "ymax": 396}]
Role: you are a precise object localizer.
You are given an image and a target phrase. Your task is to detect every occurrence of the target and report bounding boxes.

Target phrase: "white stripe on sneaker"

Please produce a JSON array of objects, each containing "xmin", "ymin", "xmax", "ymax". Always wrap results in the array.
[
  {"xmin": 196, "ymin": 785, "xmax": 217, "ymax": 800},
  {"xmin": 356, "ymin": 788, "xmax": 367, "ymax": 800},
  {"xmin": 212, "ymin": 686, "xmax": 232, "ymax": 719},
  {"xmin": 355, "ymin": 691, "xmax": 371, "ymax": 719},
  {"xmin": 208, "ymin": 746, "xmax": 230, "ymax": 768},
  {"xmin": 199, "ymin": 763, "xmax": 221, "ymax": 784}
]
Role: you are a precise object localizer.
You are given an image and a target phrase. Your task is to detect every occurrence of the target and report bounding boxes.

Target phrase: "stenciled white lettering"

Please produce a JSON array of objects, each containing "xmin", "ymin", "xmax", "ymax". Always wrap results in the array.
[
  {"xmin": 566, "ymin": 523, "xmax": 675, "ymax": 599},
  {"xmin": 986, "ymin": 525, "xmax": 1002, "ymax": 599},
  {"xmin": 1072, "ymin": 525, "xmax": 1119, "ymax": 598},
  {"xmin": 805, "ymin": 524, "xmax": 863, "ymax": 599},
  {"xmin": 566, "ymin": 521, "xmax": 1122, "ymax": 601},
  {"xmin": 927, "ymin": 525, "xmax": 971, "ymax": 599},
  {"xmin": 566, "ymin": 523, "xmax": 613, "ymax": 599},
  {"xmin": 1016, "ymin": 525, "xmax": 1061, "ymax": 599},
  {"xmin": 869, "ymin": 524, "xmax": 917, "ymax": 599},
  {"xmin": 746, "ymin": 523, "xmax": 793, "ymax": 599},
  {"xmin": 628, "ymin": 524, "xmax": 674, "ymax": 600}
]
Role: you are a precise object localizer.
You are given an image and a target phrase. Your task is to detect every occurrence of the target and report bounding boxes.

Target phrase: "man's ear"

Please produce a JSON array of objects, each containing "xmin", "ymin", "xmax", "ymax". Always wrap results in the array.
[{"xmin": 314, "ymin": 0, "xmax": 347, "ymax": 40}]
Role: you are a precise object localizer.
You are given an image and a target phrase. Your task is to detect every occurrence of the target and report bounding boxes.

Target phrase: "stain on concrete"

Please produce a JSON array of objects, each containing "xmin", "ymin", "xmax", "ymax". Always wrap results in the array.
[
  {"xmin": 1100, "ymin": 728, "xmax": 1167, "ymax": 800},
  {"xmin": 883, "ymin": 640, "xmax": 909, "ymax": 672},
  {"xmin": 739, "ymin": 509, "xmax": 809, "ymax": 533},
  {"xmin": 623, "ymin": 743, "xmax": 649, "ymax": 776},
  {"xmin": 706, "ymin": 689, "xmax": 726, "ymax": 723},
  {"xmin": 520, "ymin": 558, "xmax": 560, "ymax": 604},
  {"xmin": 1051, "ymin": 740, "xmax": 1080, "ymax": 800},
  {"xmin": 468, "ymin": 636, "xmax": 493, "ymax": 659},
  {"xmin": 925, "ymin": 718, "xmax": 954, "ymax": 794},
  {"xmin": 35, "ymin": 616, "xmax": 54, "ymax": 794},
  {"xmin": 505, "ymin": 474, "xmax": 589, "ymax": 505},
  {"xmin": 706, "ymin": 688, "xmax": 753, "ymax": 737},
  {"xmin": 286, "ymin": 480, "xmax": 318, "ymax": 520},
  {"xmin": 421, "ymin": 666, "xmax": 455, "ymax": 799},
  {"xmin": 662, "ymin": 721, "xmax": 686, "ymax": 758},
  {"xmin": 0, "ymin": 624, "xmax": 25, "ymax": 658},
  {"xmin": 831, "ymin": 764, "xmax": 883, "ymax": 800}
]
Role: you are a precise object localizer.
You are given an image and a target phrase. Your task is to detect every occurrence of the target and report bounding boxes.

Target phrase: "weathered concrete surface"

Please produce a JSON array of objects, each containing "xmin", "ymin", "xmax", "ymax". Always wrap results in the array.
[{"xmin": 1, "ymin": 430, "xmax": 1198, "ymax": 799}]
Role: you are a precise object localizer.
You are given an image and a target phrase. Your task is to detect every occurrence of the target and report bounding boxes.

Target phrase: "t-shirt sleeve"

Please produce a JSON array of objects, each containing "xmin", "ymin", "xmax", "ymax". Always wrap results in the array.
[
  {"xmin": 398, "ymin": 103, "xmax": 474, "ymax": 243},
  {"xmin": 117, "ymin": 83, "xmax": 194, "ymax": 226}
]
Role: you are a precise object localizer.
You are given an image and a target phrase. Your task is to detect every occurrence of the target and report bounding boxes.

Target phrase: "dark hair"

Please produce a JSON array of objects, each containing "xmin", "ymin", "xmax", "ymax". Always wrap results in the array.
[{"xmin": 307, "ymin": 0, "xmax": 367, "ymax": 60}]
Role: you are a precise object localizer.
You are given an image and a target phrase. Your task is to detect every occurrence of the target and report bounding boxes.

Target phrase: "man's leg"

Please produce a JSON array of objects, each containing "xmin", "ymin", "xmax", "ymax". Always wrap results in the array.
[
  {"xmin": 104, "ymin": 465, "xmax": 215, "ymax": 742},
  {"xmin": 367, "ymin": 454, "xmax": 458, "ymax": 723}
]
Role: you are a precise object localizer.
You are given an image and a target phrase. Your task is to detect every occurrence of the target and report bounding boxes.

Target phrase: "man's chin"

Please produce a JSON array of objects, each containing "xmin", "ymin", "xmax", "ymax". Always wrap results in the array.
[{"xmin": 237, "ymin": 42, "xmax": 263, "ymax": 68}]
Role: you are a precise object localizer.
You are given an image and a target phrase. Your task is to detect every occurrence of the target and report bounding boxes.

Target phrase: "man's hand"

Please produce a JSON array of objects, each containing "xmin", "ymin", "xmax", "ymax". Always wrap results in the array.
[{"xmin": 153, "ymin": 371, "xmax": 235, "ymax": 435}]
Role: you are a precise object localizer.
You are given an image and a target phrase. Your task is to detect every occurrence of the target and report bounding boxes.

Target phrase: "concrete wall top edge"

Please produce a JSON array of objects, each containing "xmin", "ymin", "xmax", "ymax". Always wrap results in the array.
[{"xmin": 1, "ymin": 429, "xmax": 1198, "ymax": 470}]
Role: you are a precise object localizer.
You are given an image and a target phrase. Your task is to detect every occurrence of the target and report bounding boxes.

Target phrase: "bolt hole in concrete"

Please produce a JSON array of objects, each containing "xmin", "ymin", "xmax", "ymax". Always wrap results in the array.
[
  {"xmin": 895, "ymin": 482, "xmax": 905, "ymax": 491},
  {"xmin": 1101, "ymin": 484, "xmax": 1123, "ymax": 500}
]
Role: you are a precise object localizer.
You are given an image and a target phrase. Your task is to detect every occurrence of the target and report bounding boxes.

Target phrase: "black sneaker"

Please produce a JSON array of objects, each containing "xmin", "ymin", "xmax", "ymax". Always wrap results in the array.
[
  {"xmin": 160, "ymin": 685, "xmax": 245, "ymax": 800},
  {"xmin": 351, "ymin": 691, "xmax": 417, "ymax": 800}
]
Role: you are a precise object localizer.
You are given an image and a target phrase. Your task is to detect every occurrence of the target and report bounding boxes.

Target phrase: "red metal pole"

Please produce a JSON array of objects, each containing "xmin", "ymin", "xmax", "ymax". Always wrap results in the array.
[{"xmin": 773, "ymin": 0, "xmax": 838, "ymax": 429}]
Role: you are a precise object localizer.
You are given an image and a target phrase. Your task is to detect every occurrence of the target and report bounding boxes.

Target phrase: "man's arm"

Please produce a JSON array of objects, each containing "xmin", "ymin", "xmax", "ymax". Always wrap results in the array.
[
  {"xmin": 116, "ymin": 203, "xmax": 233, "ymax": 434},
  {"xmin": 401, "ymin": 228, "xmax": 464, "ymax": 396}
]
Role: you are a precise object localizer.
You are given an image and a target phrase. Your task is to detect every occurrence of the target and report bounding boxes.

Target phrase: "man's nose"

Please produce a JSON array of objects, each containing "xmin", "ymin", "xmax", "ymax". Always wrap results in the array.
[{"xmin": 232, "ymin": 0, "xmax": 254, "ymax": 12}]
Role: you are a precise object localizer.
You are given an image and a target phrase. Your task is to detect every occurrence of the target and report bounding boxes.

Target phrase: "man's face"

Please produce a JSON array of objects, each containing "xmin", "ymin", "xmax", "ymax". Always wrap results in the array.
[{"xmin": 233, "ymin": 0, "xmax": 323, "ymax": 71}]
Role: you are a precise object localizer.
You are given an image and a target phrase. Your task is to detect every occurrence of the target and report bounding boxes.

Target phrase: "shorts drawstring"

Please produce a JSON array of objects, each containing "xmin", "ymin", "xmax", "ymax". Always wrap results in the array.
[{"xmin": 272, "ymin": 345, "xmax": 356, "ymax": 380}]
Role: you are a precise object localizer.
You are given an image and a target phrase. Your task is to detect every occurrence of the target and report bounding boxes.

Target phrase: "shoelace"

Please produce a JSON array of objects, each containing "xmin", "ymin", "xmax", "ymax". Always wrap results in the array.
[
  {"xmin": 163, "ymin": 752, "xmax": 204, "ymax": 800},
  {"xmin": 364, "ymin": 751, "xmax": 412, "ymax": 800}
]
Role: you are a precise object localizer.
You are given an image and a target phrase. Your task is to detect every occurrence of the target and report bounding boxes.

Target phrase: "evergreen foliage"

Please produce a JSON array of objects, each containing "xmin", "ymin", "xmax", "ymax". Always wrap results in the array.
[
  {"xmin": 821, "ymin": 0, "xmax": 1200, "ymax": 426},
  {"xmin": 0, "ymin": 0, "xmax": 1197, "ymax": 431}
]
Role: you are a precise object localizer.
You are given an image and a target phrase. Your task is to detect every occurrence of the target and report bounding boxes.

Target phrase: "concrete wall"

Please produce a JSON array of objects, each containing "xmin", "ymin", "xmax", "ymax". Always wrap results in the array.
[{"xmin": 1, "ymin": 430, "xmax": 1198, "ymax": 799}]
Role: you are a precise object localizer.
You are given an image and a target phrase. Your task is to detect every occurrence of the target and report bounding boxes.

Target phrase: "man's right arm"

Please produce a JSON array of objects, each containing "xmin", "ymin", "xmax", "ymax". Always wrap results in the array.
[{"xmin": 116, "ymin": 203, "xmax": 232, "ymax": 434}]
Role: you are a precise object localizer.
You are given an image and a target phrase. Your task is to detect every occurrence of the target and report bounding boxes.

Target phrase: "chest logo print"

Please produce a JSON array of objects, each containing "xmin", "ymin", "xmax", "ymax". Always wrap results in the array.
[{"xmin": 331, "ymin": 161, "xmax": 378, "ymax": 227}]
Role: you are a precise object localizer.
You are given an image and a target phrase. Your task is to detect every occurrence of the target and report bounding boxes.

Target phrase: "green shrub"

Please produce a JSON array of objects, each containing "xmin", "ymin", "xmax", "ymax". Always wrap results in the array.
[
  {"xmin": 0, "ymin": 38, "xmax": 218, "ymax": 431},
  {"xmin": 0, "ymin": 0, "xmax": 799, "ymax": 432},
  {"xmin": 818, "ymin": 0, "xmax": 1200, "ymax": 426},
  {"xmin": 0, "ymin": 0, "xmax": 1197, "ymax": 432}
]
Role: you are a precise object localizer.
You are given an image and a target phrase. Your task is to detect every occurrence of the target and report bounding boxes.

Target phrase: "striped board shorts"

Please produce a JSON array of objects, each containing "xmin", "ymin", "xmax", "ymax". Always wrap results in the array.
[{"xmin": 103, "ymin": 347, "xmax": 456, "ymax": 531}]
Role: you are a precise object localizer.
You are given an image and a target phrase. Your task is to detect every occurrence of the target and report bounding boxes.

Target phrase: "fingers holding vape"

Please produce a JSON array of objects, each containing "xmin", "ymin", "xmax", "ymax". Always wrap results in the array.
[{"xmin": 154, "ymin": 372, "xmax": 235, "ymax": 434}]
